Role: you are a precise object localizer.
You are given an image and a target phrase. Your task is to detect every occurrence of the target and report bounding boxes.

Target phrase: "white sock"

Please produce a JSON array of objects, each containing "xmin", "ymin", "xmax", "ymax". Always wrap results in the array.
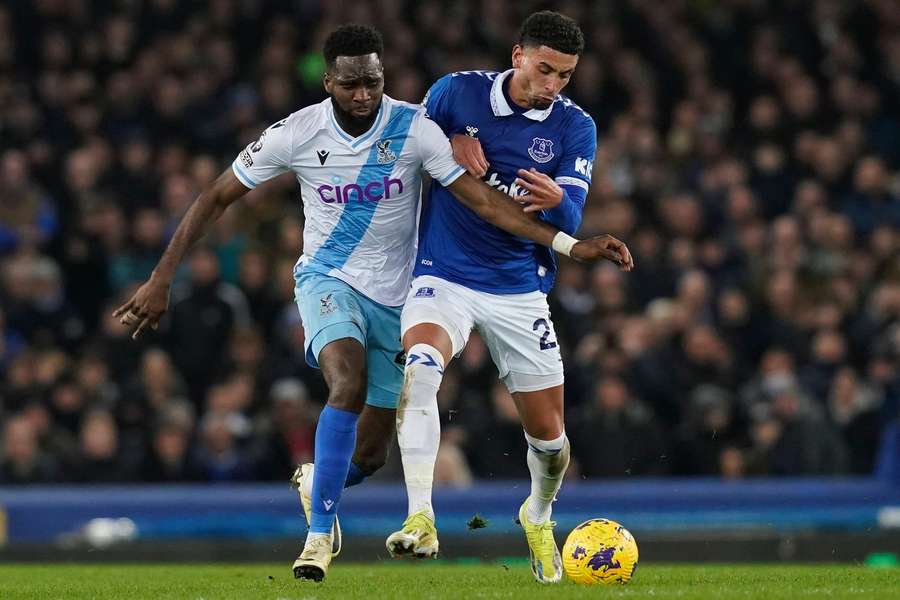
[
  {"xmin": 397, "ymin": 343, "xmax": 445, "ymax": 520},
  {"xmin": 524, "ymin": 430, "xmax": 570, "ymax": 524}
]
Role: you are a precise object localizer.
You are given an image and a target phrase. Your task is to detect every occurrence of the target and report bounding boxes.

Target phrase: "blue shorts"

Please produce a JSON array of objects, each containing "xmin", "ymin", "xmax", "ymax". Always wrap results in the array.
[{"xmin": 294, "ymin": 270, "xmax": 403, "ymax": 409}]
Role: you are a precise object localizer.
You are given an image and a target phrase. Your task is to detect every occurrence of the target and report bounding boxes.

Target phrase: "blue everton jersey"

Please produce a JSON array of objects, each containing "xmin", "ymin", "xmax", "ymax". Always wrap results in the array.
[{"xmin": 414, "ymin": 69, "xmax": 597, "ymax": 294}]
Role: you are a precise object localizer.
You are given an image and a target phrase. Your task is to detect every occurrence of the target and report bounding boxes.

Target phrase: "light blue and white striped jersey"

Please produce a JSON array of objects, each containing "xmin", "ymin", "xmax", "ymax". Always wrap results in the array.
[{"xmin": 231, "ymin": 95, "xmax": 466, "ymax": 306}]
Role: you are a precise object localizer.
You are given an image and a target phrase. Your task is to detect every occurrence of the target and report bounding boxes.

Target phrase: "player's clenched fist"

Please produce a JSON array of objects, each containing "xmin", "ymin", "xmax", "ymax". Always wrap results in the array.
[
  {"xmin": 112, "ymin": 276, "xmax": 171, "ymax": 339},
  {"xmin": 570, "ymin": 234, "xmax": 634, "ymax": 271}
]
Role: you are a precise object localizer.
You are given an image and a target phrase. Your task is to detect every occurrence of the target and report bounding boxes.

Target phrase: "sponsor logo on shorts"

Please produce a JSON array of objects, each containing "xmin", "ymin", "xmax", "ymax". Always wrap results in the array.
[
  {"xmin": 319, "ymin": 293, "xmax": 335, "ymax": 315},
  {"xmin": 414, "ymin": 287, "xmax": 435, "ymax": 298},
  {"xmin": 420, "ymin": 259, "xmax": 433, "ymax": 267}
]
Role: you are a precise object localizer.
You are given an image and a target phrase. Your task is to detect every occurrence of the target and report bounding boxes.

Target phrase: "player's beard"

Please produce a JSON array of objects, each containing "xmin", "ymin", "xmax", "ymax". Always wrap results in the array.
[
  {"xmin": 531, "ymin": 98, "xmax": 553, "ymax": 110},
  {"xmin": 331, "ymin": 97, "xmax": 379, "ymax": 131}
]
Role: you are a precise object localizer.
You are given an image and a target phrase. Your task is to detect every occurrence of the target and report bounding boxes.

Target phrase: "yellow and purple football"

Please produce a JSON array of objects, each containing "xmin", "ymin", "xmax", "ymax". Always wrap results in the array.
[{"xmin": 561, "ymin": 518, "xmax": 639, "ymax": 585}]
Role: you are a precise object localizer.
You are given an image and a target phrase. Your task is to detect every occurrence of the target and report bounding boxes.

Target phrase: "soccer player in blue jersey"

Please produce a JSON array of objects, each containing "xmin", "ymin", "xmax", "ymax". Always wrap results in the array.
[
  {"xmin": 385, "ymin": 12, "xmax": 632, "ymax": 583},
  {"xmin": 113, "ymin": 24, "xmax": 628, "ymax": 583}
]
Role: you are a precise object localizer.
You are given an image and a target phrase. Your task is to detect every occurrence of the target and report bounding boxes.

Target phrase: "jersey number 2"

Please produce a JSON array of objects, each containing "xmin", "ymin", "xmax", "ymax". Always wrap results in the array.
[{"xmin": 533, "ymin": 318, "xmax": 558, "ymax": 350}]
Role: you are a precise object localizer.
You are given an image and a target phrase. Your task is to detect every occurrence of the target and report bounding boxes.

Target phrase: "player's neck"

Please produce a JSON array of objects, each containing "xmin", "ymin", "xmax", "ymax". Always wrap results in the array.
[
  {"xmin": 506, "ymin": 71, "xmax": 534, "ymax": 110},
  {"xmin": 331, "ymin": 98, "xmax": 381, "ymax": 138}
]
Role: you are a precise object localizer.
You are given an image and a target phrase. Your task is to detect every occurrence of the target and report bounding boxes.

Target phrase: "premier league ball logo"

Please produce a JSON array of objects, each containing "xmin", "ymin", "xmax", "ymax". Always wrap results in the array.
[{"xmin": 528, "ymin": 137, "xmax": 554, "ymax": 163}]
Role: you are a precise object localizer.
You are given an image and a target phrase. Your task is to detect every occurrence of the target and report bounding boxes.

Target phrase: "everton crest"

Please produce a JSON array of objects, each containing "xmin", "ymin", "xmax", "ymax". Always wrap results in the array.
[
  {"xmin": 376, "ymin": 139, "xmax": 397, "ymax": 164},
  {"xmin": 528, "ymin": 137, "xmax": 554, "ymax": 163}
]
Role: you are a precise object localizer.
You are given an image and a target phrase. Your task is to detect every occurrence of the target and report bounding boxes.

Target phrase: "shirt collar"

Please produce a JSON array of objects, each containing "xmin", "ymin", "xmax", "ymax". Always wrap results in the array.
[
  {"xmin": 490, "ymin": 69, "xmax": 555, "ymax": 122},
  {"xmin": 327, "ymin": 97, "xmax": 387, "ymax": 149}
]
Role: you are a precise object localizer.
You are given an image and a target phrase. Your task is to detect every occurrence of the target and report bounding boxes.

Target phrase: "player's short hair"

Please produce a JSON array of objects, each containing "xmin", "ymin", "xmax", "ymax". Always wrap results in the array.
[
  {"xmin": 323, "ymin": 24, "xmax": 384, "ymax": 67},
  {"xmin": 519, "ymin": 11, "xmax": 585, "ymax": 56}
]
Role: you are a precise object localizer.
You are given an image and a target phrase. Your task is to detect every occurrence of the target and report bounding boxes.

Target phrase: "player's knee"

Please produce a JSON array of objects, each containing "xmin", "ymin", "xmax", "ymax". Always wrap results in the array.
[
  {"xmin": 326, "ymin": 374, "xmax": 367, "ymax": 412},
  {"xmin": 525, "ymin": 421, "xmax": 564, "ymax": 441},
  {"xmin": 401, "ymin": 343, "xmax": 445, "ymax": 402}
]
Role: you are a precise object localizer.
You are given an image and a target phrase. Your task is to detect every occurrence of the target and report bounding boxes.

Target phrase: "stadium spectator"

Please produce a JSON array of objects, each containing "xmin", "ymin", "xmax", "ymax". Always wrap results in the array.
[
  {"xmin": 0, "ymin": 415, "xmax": 60, "ymax": 484},
  {"xmin": 756, "ymin": 378, "xmax": 849, "ymax": 476},
  {"xmin": 569, "ymin": 376, "xmax": 666, "ymax": 477},
  {"xmin": 165, "ymin": 248, "xmax": 251, "ymax": 404},
  {"xmin": 192, "ymin": 411, "xmax": 252, "ymax": 482},
  {"xmin": 251, "ymin": 378, "xmax": 318, "ymax": 480},
  {"xmin": 0, "ymin": 150, "xmax": 58, "ymax": 253},
  {"xmin": 74, "ymin": 410, "xmax": 134, "ymax": 482},
  {"xmin": 672, "ymin": 385, "xmax": 745, "ymax": 476},
  {"xmin": 139, "ymin": 404, "xmax": 198, "ymax": 483},
  {"xmin": 828, "ymin": 367, "xmax": 883, "ymax": 474}
]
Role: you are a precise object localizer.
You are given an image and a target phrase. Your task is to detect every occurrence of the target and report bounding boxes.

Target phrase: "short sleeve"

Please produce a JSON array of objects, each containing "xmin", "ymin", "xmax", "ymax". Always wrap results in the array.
[
  {"xmin": 231, "ymin": 116, "xmax": 293, "ymax": 189},
  {"xmin": 422, "ymin": 74, "xmax": 455, "ymax": 132},
  {"xmin": 413, "ymin": 113, "xmax": 466, "ymax": 187},
  {"xmin": 553, "ymin": 114, "xmax": 597, "ymax": 194}
]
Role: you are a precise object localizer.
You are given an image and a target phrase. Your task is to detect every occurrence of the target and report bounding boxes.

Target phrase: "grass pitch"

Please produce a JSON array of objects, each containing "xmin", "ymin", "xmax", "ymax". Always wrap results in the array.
[{"xmin": 0, "ymin": 563, "xmax": 896, "ymax": 599}]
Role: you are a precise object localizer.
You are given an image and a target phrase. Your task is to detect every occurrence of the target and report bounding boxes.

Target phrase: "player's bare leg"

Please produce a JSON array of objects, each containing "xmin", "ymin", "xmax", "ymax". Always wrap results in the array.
[
  {"xmin": 293, "ymin": 339, "xmax": 367, "ymax": 582},
  {"xmin": 352, "ymin": 405, "xmax": 396, "ymax": 475},
  {"xmin": 386, "ymin": 323, "xmax": 453, "ymax": 558},
  {"xmin": 514, "ymin": 384, "xmax": 568, "ymax": 583}
]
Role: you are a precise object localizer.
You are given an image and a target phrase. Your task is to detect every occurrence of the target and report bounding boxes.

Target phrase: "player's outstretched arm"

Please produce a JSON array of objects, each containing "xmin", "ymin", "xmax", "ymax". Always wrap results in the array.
[
  {"xmin": 445, "ymin": 173, "xmax": 633, "ymax": 270},
  {"xmin": 447, "ymin": 172, "xmax": 561, "ymax": 247},
  {"xmin": 113, "ymin": 169, "xmax": 250, "ymax": 338}
]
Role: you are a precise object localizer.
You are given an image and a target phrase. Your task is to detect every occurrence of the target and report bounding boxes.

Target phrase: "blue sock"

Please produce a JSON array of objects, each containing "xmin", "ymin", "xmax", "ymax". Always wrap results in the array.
[
  {"xmin": 344, "ymin": 461, "xmax": 367, "ymax": 488},
  {"xmin": 310, "ymin": 406, "xmax": 358, "ymax": 534}
]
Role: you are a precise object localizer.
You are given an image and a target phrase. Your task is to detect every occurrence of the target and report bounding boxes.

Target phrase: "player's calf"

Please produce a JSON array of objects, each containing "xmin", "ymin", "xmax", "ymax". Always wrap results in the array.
[
  {"xmin": 396, "ymin": 343, "xmax": 445, "ymax": 519},
  {"xmin": 351, "ymin": 404, "xmax": 397, "ymax": 479}
]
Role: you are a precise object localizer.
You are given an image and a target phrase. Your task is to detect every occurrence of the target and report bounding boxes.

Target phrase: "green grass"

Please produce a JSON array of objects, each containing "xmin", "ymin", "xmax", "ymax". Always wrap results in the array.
[{"xmin": 0, "ymin": 563, "xmax": 897, "ymax": 599}]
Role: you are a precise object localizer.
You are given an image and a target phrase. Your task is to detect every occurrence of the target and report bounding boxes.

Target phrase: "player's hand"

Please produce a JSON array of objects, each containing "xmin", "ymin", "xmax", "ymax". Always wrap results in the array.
[
  {"xmin": 451, "ymin": 134, "xmax": 489, "ymax": 178},
  {"xmin": 570, "ymin": 234, "xmax": 634, "ymax": 271},
  {"xmin": 515, "ymin": 168, "xmax": 563, "ymax": 213},
  {"xmin": 112, "ymin": 276, "xmax": 171, "ymax": 339}
]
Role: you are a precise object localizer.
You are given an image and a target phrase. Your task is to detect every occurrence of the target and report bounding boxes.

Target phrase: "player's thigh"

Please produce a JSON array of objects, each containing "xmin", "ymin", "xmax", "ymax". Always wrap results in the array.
[
  {"xmin": 360, "ymin": 297, "xmax": 405, "ymax": 410},
  {"xmin": 400, "ymin": 276, "xmax": 475, "ymax": 361},
  {"xmin": 295, "ymin": 271, "xmax": 368, "ymax": 405},
  {"xmin": 476, "ymin": 290, "xmax": 565, "ymax": 395},
  {"xmin": 294, "ymin": 271, "xmax": 368, "ymax": 368}
]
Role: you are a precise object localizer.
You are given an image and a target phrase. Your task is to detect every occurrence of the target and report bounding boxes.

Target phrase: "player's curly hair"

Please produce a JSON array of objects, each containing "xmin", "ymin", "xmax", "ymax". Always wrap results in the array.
[
  {"xmin": 519, "ymin": 11, "xmax": 585, "ymax": 56},
  {"xmin": 323, "ymin": 24, "xmax": 384, "ymax": 67}
]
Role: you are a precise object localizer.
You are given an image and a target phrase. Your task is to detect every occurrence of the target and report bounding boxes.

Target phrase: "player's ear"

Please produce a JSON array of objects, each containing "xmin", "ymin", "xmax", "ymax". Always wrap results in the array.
[
  {"xmin": 512, "ymin": 45, "xmax": 524, "ymax": 69},
  {"xmin": 323, "ymin": 72, "xmax": 333, "ymax": 94}
]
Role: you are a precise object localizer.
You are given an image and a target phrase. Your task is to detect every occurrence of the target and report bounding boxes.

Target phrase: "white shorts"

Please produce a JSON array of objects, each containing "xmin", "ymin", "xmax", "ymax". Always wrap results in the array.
[{"xmin": 401, "ymin": 275, "xmax": 564, "ymax": 393}]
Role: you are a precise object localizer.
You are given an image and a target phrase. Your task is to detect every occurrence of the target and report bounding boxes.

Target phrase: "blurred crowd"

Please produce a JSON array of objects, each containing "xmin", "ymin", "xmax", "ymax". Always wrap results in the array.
[{"xmin": 1, "ymin": 0, "xmax": 899, "ymax": 485}]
